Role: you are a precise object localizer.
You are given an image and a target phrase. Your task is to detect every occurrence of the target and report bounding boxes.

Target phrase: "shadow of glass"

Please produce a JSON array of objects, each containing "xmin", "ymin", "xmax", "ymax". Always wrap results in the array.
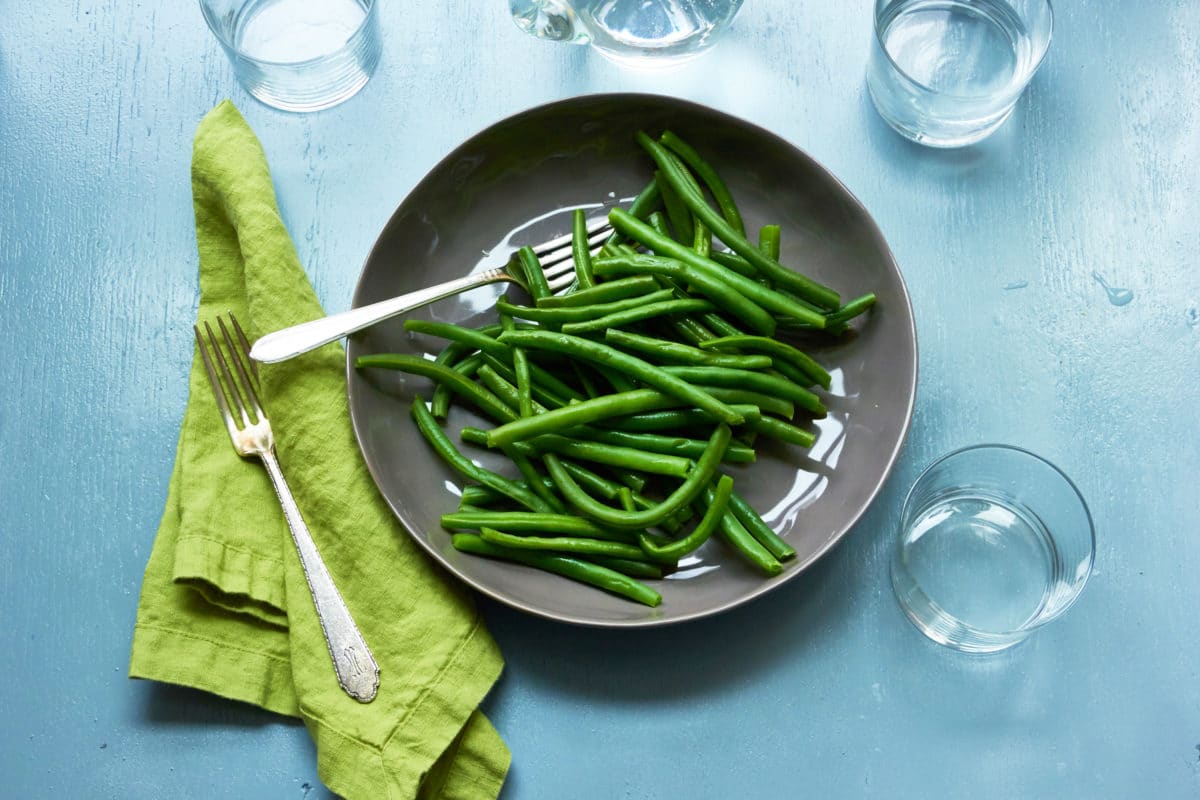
[{"xmin": 859, "ymin": 86, "xmax": 1024, "ymax": 183}]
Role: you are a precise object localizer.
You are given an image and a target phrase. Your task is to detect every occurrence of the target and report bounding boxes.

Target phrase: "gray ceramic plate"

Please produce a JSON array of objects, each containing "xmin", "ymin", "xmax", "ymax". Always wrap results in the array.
[{"xmin": 347, "ymin": 94, "xmax": 916, "ymax": 628}]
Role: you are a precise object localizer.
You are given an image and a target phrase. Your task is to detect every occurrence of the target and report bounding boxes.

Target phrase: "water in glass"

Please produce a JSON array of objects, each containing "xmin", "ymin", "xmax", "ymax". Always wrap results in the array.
[
  {"xmin": 201, "ymin": 0, "xmax": 381, "ymax": 112},
  {"xmin": 867, "ymin": 0, "xmax": 1052, "ymax": 147},
  {"xmin": 511, "ymin": 0, "xmax": 743, "ymax": 64}
]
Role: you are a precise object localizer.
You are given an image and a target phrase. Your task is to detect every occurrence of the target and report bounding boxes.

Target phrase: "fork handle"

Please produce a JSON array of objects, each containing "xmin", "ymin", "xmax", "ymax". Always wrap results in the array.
[
  {"xmin": 260, "ymin": 449, "xmax": 380, "ymax": 703},
  {"xmin": 249, "ymin": 267, "xmax": 514, "ymax": 363}
]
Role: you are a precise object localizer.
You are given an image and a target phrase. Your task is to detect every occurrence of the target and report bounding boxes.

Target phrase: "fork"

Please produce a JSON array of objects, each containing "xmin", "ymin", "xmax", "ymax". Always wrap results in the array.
[
  {"xmin": 196, "ymin": 313, "xmax": 381, "ymax": 703},
  {"xmin": 249, "ymin": 218, "xmax": 614, "ymax": 363}
]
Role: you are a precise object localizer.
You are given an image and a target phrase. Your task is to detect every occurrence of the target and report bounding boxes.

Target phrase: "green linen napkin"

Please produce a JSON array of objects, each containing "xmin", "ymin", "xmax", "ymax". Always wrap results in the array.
[{"xmin": 129, "ymin": 100, "xmax": 509, "ymax": 800}]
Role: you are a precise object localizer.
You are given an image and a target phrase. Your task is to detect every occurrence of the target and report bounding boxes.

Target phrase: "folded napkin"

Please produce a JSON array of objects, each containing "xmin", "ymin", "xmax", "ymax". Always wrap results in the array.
[{"xmin": 129, "ymin": 100, "xmax": 509, "ymax": 800}]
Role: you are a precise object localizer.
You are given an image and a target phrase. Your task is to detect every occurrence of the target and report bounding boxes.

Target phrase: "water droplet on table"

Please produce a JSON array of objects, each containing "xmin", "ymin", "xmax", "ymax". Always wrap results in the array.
[
  {"xmin": 1186, "ymin": 306, "xmax": 1199, "ymax": 327},
  {"xmin": 1092, "ymin": 272, "xmax": 1134, "ymax": 306},
  {"xmin": 1003, "ymin": 280, "xmax": 1028, "ymax": 290}
]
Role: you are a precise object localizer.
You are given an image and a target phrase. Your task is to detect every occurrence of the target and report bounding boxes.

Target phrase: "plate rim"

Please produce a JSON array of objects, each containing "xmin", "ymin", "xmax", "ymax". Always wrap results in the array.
[{"xmin": 345, "ymin": 92, "xmax": 919, "ymax": 628}]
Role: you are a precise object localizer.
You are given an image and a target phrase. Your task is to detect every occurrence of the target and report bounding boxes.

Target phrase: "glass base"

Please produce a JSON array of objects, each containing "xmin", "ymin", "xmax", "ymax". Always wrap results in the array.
[
  {"xmin": 867, "ymin": 82, "xmax": 1016, "ymax": 148},
  {"xmin": 242, "ymin": 68, "xmax": 374, "ymax": 113}
]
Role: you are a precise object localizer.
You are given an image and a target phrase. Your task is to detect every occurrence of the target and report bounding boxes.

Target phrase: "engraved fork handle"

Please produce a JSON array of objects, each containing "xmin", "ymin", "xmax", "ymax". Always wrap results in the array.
[
  {"xmin": 249, "ymin": 267, "xmax": 514, "ymax": 364},
  {"xmin": 260, "ymin": 448, "xmax": 380, "ymax": 703}
]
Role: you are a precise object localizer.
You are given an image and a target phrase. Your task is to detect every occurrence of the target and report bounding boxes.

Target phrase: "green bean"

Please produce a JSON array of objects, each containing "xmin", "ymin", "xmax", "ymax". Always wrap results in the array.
[
  {"xmin": 639, "ymin": 474, "xmax": 733, "ymax": 562},
  {"xmin": 429, "ymin": 336, "xmax": 478, "ymax": 418},
  {"xmin": 602, "ymin": 216, "xmax": 828, "ymax": 328},
  {"xmin": 714, "ymin": 497, "xmax": 782, "ymax": 576},
  {"xmin": 536, "ymin": 275, "xmax": 660, "ymax": 308},
  {"xmin": 495, "ymin": 289, "xmax": 675, "ymax": 324},
  {"xmin": 573, "ymin": 362, "xmax": 600, "ymax": 399},
  {"xmin": 592, "ymin": 252, "xmax": 776, "ymax": 336},
  {"xmin": 598, "ymin": 404, "xmax": 761, "ymax": 432},
  {"xmin": 507, "ymin": 446, "xmax": 566, "ymax": 513},
  {"xmin": 459, "ymin": 471, "xmax": 620, "ymax": 508},
  {"xmin": 606, "ymin": 178, "xmax": 661, "ymax": 247},
  {"xmin": 405, "ymin": 321, "xmax": 583, "ymax": 400},
  {"xmin": 669, "ymin": 316, "xmax": 717, "ymax": 346},
  {"xmin": 459, "ymin": 484, "xmax": 515, "ymax": 508},
  {"xmin": 404, "ymin": 319, "xmax": 508, "ymax": 356},
  {"xmin": 693, "ymin": 216, "xmax": 712, "ymax": 259},
  {"xmin": 586, "ymin": 556, "xmax": 665, "ymax": 579},
  {"xmin": 481, "ymin": 354, "xmax": 570, "ymax": 409},
  {"xmin": 499, "ymin": 314, "xmax": 535, "ymax": 418},
  {"xmin": 659, "ymin": 130, "xmax": 746, "ymax": 236},
  {"xmin": 451, "ymin": 533, "xmax": 661, "ymax": 607},
  {"xmin": 699, "ymin": 312, "xmax": 745, "ymax": 339},
  {"xmin": 709, "ymin": 251, "xmax": 758, "ymax": 278},
  {"xmin": 636, "ymin": 132, "xmax": 840, "ymax": 311},
  {"xmin": 592, "ymin": 361, "xmax": 638, "ymax": 393},
  {"xmin": 775, "ymin": 292, "xmax": 876, "ymax": 334},
  {"xmin": 483, "ymin": 388, "xmax": 684, "ymax": 447},
  {"xmin": 476, "ymin": 364, "xmax": 536, "ymax": 414},
  {"xmin": 613, "ymin": 470, "xmax": 648, "ymax": 494},
  {"xmin": 518, "ymin": 246, "xmax": 552, "ymax": 300},
  {"xmin": 479, "ymin": 527, "xmax": 652, "ymax": 560},
  {"xmin": 660, "ymin": 366, "xmax": 826, "ymax": 416},
  {"xmin": 698, "ymin": 386, "xmax": 794, "ymax": 419},
  {"xmin": 496, "ymin": 330, "xmax": 744, "ymax": 427},
  {"xmin": 651, "ymin": 276, "xmax": 722, "ymax": 346},
  {"xmin": 357, "ymin": 354, "xmax": 517, "ymax": 424},
  {"xmin": 410, "ymin": 396, "xmax": 551, "ymax": 512},
  {"xmin": 825, "ymin": 292, "xmax": 877, "ymax": 330},
  {"xmin": 405, "ymin": 319, "xmax": 587, "ymax": 402},
  {"xmin": 647, "ymin": 210, "xmax": 671, "ymax": 239},
  {"xmin": 432, "ymin": 351, "xmax": 486, "ymax": 419},
  {"xmin": 656, "ymin": 170, "xmax": 694, "ymax": 244},
  {"xmin": 758, "ymin": 224, "xmax": 781, "ymax": 261},
  {"xmin": 724, "ymin": 485, "xmax": 796, "ymax": 561},
  {"xmin": 617, "ymin": 487, "xmax": 637, "ymax": 513},
  {"xmin": 544, "ymin": 424, "xmax": 730, "ymax": 529},
  {"xmin": 463, "ymin": 426, "xmax": 693, "ymax": 477},
  {"xmin": 559, "ymin": 299, "xmax": 716, "ymax": 335},
  {"xmin": 770, "ymin": 359, "xmax": 815, "ymax": 389},
  {"xmin": 441, "ymin": 511, "xmax": 631, "ymax": 538},
  {"xmin": 743, "ymin": 414, "xmax": 816, "ymax": 448},
  {"xmin": 604, "ymin": 328, "xmax": 772, "ymax": 369},
  {"xmin": 629, "ymin": 491, "xmax": 686, "ymax": 536},
  {"xmin": 530, "ymin": 434, "xmax": 695, "ymax": 476},
  {"xmin": 569, "ymin": 427, "xmax": 756, "ymax": 463},
  {"xmin": 699, "ymin": 335, "xmax": 831, "ymax": 390},
  {"xmin": 571, "ymin": 209, "xmax": 596, "ymax": 289},
  {"xmin": 560, "ymin": 464, "xmax": 620, "ymax": 502}
]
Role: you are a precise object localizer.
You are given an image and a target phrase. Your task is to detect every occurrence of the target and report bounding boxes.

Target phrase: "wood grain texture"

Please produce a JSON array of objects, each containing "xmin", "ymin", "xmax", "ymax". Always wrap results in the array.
[{"xmin": 1, "ymin": 1, "xmax": 1198, "ymax": 797}]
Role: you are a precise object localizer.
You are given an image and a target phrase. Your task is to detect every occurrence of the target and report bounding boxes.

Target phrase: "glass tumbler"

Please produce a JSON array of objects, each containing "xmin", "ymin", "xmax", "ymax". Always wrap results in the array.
[
  {"xmin": 509, "ymin": 0, "xmax": 744, "ymax": 65},
  {"xmin": 891, "ymin": 445, "xmax": 1094, "ymax": 653},
  {"xmin": 866, "ymin": 0, "xmax": 1053, "ymax": 147},
  {"xmin": 200, "ymin": 0, "xmax": 381, "ymax": 113}
]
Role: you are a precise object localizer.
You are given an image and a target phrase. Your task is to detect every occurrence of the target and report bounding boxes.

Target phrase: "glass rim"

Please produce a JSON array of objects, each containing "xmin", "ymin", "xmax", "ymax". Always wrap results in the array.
[
  {"xmin": 872, "ymin": 0, "xmax": 1055, "ymax": 101},
  {"xmin": 199, "ymin": 0, "xmax": 378, "ymax": 69},
  {"xmin": 897, "ymin": 442, "xmax": 1096, "ymax": 633}
]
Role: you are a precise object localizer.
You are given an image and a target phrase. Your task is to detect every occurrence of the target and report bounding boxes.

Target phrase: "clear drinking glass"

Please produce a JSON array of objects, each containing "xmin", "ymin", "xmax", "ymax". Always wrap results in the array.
[
  {"xmin": 509, "ymin": 0, "xmax": 744, "ymax": 65},
  {"xmin": 891, "ymin": 445, "xmax": 1094, "ymax": 653},
  {"xmin": 200, "ymin": 0, "xmax": 381, "ymax": 113},
  {"xmin": 866, "ymin": 0, "xmax": 1053, "ymax": 147}
]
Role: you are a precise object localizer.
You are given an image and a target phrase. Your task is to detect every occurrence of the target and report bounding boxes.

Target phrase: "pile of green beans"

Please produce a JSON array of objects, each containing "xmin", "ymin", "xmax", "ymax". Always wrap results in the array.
[{"xmin": 356, "ymin": 130, "xmax": 876, "ymax": 608}]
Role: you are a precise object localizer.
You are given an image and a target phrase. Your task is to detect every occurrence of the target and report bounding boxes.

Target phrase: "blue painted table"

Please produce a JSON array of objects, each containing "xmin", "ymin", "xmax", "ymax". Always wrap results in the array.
[{"xmin": 3, "ymin": 2, "xmax": 1198, "ymax": 797}]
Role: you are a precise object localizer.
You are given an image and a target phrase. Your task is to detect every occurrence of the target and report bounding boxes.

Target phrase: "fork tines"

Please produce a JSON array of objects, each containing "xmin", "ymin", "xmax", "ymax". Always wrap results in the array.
[{"xmin": 194, "ymin": 313, "xmax": 265, "ymax": 440}]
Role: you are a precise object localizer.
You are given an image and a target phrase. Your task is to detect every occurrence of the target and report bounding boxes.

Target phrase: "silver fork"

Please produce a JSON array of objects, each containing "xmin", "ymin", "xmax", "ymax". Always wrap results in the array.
[
  {"xmin": 249, "ymin": 218, "xmax": 614, "ymax": 363},
  {"xmin": 196, "ymin": 313, "xmax": 380, "ymax": 704}
]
